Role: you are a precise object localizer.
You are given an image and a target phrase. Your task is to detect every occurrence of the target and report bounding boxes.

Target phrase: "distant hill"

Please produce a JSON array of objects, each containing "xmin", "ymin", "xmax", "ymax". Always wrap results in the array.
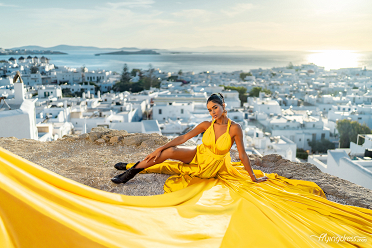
[
  {"xmin": 95, "ymin": 50, "xmax": 160, "ymax": 56},
  {"xmin": 11, "ymin": 45, "xmax": 140, "ymax": 51},
  {"xmin": 10, "ymin": 44, "xmax": 260, "ymax": 53}
]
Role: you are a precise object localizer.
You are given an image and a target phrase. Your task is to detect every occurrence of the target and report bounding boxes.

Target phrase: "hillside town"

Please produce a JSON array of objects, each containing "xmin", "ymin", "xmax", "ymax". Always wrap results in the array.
[{"xmin": 1, "ymin": 56, "xmax": 372, "ymax": 190}]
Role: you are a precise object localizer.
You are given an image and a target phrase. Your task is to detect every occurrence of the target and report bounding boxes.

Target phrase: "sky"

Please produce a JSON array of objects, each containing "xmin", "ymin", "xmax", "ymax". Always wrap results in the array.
[{"xmin": 1, "ymin": 0, "xmax": 371, "ymax": 51}]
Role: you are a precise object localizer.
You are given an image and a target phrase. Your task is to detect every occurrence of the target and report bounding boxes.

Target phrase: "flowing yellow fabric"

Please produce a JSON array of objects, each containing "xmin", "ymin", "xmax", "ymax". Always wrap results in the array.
[{"xmin": 0, "ymin": 118, "xmax": 371, "ymax": 247}]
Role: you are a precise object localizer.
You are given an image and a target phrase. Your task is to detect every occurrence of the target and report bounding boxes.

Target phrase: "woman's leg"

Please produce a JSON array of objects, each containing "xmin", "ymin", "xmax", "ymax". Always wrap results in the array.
[{"xmin": 135, "ymin": 146, "xmax": 197, "ymax": 169}]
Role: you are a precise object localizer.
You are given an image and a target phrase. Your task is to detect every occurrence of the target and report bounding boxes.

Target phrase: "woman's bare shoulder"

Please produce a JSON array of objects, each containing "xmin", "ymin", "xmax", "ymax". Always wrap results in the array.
[
  {"xmin": 197, "ymin": 120, "xmax": 212, "ymax": 130},
  {"xmin": 230, "ymin": 120, "xmax": 242, "ymax": 132}
]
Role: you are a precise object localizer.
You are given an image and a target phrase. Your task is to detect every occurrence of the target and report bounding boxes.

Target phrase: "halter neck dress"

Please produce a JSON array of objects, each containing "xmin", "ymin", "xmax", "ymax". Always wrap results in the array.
[
  {"xmin": 134, "ymin": 118, "xmax": 252, "ymax": 193},
  {"xmin": 1, "ymin": 118, "xmax": 372, "ymax": 247}
]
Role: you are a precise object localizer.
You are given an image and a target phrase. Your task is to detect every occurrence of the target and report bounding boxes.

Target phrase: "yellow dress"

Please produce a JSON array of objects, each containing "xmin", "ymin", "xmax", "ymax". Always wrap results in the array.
[{"xmin": 0, "ymin": 118, "xmax": 371, "ymax": 247}]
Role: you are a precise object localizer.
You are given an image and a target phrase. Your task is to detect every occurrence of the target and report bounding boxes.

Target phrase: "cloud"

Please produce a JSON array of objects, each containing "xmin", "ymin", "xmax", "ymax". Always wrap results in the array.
[
  {"xmin": 172, "ymin": 9, "xmax": 211, "ymax": 21},
  {"xmin": 221, "ymin": 3, "xmax": 255, "ymax": 17},
  {"xmin": 107, "ymin": 0, "xmax": 155, "ymax": 9},
  {"xmin": 0, "ymin": 2, "xmax": 17, "ymax": 7}
]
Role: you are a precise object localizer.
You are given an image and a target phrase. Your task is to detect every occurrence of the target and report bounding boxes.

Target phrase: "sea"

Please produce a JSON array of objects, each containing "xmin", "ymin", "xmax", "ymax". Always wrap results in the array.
[{"xmin": 2, "ymin": 50, "xmax": 372, "ymax": 74}]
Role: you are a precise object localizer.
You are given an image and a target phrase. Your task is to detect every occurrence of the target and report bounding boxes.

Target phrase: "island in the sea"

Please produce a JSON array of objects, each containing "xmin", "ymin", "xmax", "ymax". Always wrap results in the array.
[
  {"xmin": 95, "ymin": 49, "xmax": 160, "ymax": 56},
  {"xmin": 0, "ymin": 49, "xmax": 67, "ymax": 55}
]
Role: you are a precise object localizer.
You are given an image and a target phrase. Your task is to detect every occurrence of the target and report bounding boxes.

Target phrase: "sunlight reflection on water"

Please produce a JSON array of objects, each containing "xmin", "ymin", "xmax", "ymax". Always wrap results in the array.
[{"xmin": 306, "ymin": 50, "xmax": 365, "ymax": 70}]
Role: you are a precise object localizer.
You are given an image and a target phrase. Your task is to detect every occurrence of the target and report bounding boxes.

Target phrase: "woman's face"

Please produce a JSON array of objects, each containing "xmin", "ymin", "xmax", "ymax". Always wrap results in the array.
[{"xmin": 207, "ymin": 101, "xmax": 224, "ymax": 120}]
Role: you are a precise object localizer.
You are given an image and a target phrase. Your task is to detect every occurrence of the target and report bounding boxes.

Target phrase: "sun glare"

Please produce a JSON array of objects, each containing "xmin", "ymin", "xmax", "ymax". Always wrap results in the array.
[{"xmin": 306, "ymin": 50, "xmax": 363, "ymax": 70}]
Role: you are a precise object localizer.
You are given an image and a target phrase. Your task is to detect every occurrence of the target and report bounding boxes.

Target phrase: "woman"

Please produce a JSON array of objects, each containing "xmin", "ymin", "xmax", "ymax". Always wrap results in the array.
[{"xmin": 111, "ymin": 93, "xmax": 268, "ymax": 189}]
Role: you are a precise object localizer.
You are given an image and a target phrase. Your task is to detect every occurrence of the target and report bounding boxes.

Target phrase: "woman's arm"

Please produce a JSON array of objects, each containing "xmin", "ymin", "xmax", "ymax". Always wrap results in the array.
[{"xmin": 232, "ymin": 124, "xmax": 268, "ymax": 183}]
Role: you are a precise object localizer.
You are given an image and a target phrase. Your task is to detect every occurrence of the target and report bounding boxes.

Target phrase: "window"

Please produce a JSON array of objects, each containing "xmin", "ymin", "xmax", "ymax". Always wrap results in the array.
[
  {"xmin": 313, "ymin": 124, "xmax": 315, "ymax": 128},
  {"xmin": 159, "ymin": 109, "xmax": 162, "ymax": 114},
  {"xmin": 321, "ymin": 133, "xmax": 325, "ymax": 139},
  {"xmin": 181, "ymin": 109, "xmax": 184, "ymax": 114},
  {"xmin": 307, "ymin": 139, "xmax": 310, "ymax": 141},
  {"xmin": 299, "ymin": 138, "xmax": 301, "ymax": 141}
]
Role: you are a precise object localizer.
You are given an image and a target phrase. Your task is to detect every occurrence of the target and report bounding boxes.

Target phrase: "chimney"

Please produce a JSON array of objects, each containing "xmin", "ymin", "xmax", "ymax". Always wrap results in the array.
[
  {"xmin": 14, "ymin": 82, "xmax": 25, "ymax": 104},
  {"xmin": 13, "ymin": 71, "xmax": 25, "ymax": 104}
]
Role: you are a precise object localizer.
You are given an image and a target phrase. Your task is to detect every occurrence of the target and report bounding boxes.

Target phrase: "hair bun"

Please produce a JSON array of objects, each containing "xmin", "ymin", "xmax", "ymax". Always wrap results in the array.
[{"xmin": 218, "ymin": 93, "xmax": 224, "ymax": 101}]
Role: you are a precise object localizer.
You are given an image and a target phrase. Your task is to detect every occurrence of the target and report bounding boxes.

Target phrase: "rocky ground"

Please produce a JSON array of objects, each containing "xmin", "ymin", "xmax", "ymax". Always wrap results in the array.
[{"xmin": 1, "ymin": 127, "xmax": 371, "ymax": 210}]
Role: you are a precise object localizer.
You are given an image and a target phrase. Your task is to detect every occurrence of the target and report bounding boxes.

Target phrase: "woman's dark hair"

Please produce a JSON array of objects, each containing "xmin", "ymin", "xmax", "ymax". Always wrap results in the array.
[{"xmin": 207, "ymin": 93, "xmax": 225, "ymax": 106}]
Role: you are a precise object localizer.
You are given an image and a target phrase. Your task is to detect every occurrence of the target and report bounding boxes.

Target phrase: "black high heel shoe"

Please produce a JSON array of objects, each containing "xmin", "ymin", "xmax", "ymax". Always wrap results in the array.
[
  {"xmin": 111, "ymin": 161, "xmax": 144, "ymax": 184},
  {"xmin": 114, "ymin": 162, "xmax": 128, "ymax": 170}
]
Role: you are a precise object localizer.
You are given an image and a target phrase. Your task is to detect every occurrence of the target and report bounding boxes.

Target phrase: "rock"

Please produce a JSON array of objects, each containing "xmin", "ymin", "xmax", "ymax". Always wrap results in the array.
[
  {"xmin": 89, "ymin": 132, "xmax": 105, "ymax": 142},
  {"xmin": 78, "ymin": 133, "xmax": 89, "ymax": 139},
  {"xmin": 91, "ymin": 127, "xmax": 111, "ymax": 133},
  {"xmin": 62, "ymin": 134, "xmax": 79, "ymax": 141},
  {"xmin": 95, "ymin": 138, "xmax": 105, "ymax": 144},
  {"xmin": 110, "ymin": 136, "xmax": 122, "ymax": 144},
  {"xmin": 122, "ymin": 135, "xmax": 148, "ymax": 146},
  {"xmin": 261, "ymin": 154, "xmax": 283, "ymax": 167},
  {"xmin": 101, "ymin": 135, "xmax": 112, "ymax": 142},
  {"xmin": 321, "ymin": 184, "xmax": 338, "ymax": 195}
]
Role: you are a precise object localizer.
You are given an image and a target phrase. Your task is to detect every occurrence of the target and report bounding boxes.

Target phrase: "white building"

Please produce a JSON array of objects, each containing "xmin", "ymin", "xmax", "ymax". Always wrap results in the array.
[
  {"xmin": 328, "ymin": 104, "xmax": 372, "ymax": 129},
  {"xmin": 0, "ymin": 82, "xmax": 38, "ymax": 140},
  {"xmin": 248, "ymin": 93, "xmax": 282, "ymax": 116},
  {"xmin": 308, "ymin": 148, "xmax": 372, "ymax": 190},
  {"xmin": 37, "ymin": 85, "xmax": 62, "ymax": 98},
  {"xmin": 61, "ymin": 84, "xmax": 95, "ymax": 95},
  {"xmin": 245, "ymin": 126, "xmax": 297, "ymax": 161},
  {"xmin": 152, "ymin": 102, "xmax": 194, "ymax": 121}
]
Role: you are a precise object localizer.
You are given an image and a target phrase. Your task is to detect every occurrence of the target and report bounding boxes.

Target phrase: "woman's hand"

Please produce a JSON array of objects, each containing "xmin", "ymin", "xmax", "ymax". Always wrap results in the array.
[
  {"xmin": 144, "ymin": 148, "xmax": 163, "ymax": 163},
  {"xmin": 253, "ymin": 176, "xmax": 268, "ymax": 183}
]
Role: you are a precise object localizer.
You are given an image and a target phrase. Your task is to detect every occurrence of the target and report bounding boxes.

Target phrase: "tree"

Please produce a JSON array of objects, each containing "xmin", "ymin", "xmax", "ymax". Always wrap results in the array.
[
  {"xmin": 308, "ymin": 139, "xmax": 335, "ymax": 153},
  {"xmin": 287, "ymin": 62, "xmax": 294, "ymax": 69},
  {"xmin": 221, "ymin": 86, "xmax": 247, "ymax": 107},
  {"xmin": 178, "ymin": 70, "xmax": 183, "ymax": 76},
  {"xmin": 31, "ymin": 66, "xmax": 39, "ymax": 74},
  {"xmin": 81, "ymin": 65, "xmax": 87, "ymax": 83},
  {"xmin": 131, "ymin": 69, "xmax": 141, "ymax": 77},
  {"xmin": 140, "ymin": 76, "xmax": 160, "ymax": 90},
  {"xmin": 239, "ymin": 72, "xmax": 252, "ymax": 81},
  {"xmin": 62, "ymin": 88, "xmax": 73, "ymax": 97},
  {"xmin": 296, "ymin": 148, "xmax": 308, "ymax": 160},
  {"xmin": 336, "ymin": 119, "xmax": 372, "ymax": 148},
  {"xmin": 120, "ymin": 64, "xmax": 131, "ymax": 83},
  {"xmin": 248, "ymin": 87, "xmax": 271, "ymax": 97},
  {"xmin": 148, "ymin": 64, "xmax": 154, "ymax": 88},
  {"xmin": 113, "ymin": 64, "xmax": 132, "ymax": 92}
]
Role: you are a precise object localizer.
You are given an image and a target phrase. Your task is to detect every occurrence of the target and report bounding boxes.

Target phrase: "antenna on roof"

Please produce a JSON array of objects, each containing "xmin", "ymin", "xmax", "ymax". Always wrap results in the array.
[{"xmin": 0, "ymin": 97, "xmax": 11, "ymax": 110}]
